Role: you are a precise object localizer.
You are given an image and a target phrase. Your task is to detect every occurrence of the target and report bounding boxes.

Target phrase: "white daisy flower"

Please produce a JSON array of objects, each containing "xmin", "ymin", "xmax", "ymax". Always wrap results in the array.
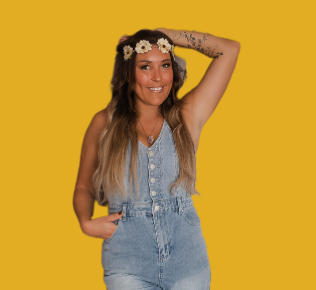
[
  {"xmin": 135, "ymin": 40, "xmax": 152, "ymax": 54},
  {"xmin": 123, "ymin": 45, "xmax": 134, "ymax": 61},
  {"xmin": 157, "ymin": 38, "xmax": 171, "ymax": 53}
]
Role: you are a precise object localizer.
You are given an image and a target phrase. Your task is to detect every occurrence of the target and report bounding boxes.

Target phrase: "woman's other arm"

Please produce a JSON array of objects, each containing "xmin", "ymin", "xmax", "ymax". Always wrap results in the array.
[
  {"xmin": 73, "ymin": 108, "xmax": 123, "ymax": 239},
  {"xmin": 73, "ymin": 109, "xmax": 107, "ymax": 230}
]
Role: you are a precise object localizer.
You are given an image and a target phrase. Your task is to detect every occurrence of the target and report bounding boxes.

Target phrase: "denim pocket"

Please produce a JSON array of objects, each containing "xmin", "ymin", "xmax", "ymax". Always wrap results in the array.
[
  {"xmin": 111, "ymin": 219, "xmax": 119, "ymax": 226},
  {"xmin": 183, "ymin": 206, "xmax": 201, "ymax": 226},
  {"xmin": 104, "ymin": 218, "xmax": 122, "ymax": 243}
]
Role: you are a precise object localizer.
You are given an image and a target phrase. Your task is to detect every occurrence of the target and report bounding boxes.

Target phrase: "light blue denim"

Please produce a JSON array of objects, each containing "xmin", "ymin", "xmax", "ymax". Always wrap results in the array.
[{"xmin": 101, "ymin": 119, "xmax": 211, "ymax": 289}]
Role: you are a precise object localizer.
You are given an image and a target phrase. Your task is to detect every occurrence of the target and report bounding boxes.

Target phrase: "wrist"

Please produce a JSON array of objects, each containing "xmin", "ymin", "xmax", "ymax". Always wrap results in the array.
[
  {"xmin": 155, "ymin": 28, "xmax": 174, "ymax": 38},
  {"xmin": 80, "ymin": 218, "xmax": 91, "ymax": 233},
  {"xmin": 156, "ymin": 28, "xmax": 180, "ymax": 46}
]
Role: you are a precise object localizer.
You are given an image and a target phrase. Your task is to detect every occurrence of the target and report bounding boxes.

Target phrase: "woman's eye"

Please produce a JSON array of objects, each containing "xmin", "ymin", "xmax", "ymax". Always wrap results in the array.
[{"xmin": 140, "ymin": 63, "xmax": 171, "ymax": 70}]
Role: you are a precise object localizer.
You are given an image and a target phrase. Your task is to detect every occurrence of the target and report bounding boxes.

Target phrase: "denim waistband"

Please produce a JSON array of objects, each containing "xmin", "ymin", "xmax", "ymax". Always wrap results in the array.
[{"xmin": 108, "ymin": 196, "xmax": 194, "ymax": 218}]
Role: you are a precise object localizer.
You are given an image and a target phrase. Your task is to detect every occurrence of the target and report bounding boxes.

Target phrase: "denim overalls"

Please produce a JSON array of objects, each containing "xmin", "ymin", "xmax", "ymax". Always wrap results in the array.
[{"xmin": 101, "ymin": 119, "xmax": 211, "ymax": 290}]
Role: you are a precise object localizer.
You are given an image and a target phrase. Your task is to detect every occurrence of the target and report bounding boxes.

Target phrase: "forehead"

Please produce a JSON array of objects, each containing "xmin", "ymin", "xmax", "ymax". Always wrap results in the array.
[{"xmin": 135, "ymin": 47, "xmax": 171, "ymax": 63}]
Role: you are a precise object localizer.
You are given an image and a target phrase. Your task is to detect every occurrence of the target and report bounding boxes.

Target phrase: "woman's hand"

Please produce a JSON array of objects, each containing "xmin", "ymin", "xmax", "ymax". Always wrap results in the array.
[
  {"xmin": 154, "ymin": 28, "xmax": 177, "ymax": 44},
  {"xmin": 80, "ymin": 211, "xmax": 123, "ymax": 240}
]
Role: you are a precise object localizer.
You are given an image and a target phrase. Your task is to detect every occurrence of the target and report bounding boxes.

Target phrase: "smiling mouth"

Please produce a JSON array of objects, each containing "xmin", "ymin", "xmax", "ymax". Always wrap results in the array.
[{"xmin": 147, "ymin": 86, "xmax": 164, "ymax": 92}]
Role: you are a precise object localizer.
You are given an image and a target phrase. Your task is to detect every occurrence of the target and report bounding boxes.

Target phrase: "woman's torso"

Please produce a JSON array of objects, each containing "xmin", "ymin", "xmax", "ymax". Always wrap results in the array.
[{"xmin": 106, "ymin": 118, "xmax": 196, "ymax": 208}]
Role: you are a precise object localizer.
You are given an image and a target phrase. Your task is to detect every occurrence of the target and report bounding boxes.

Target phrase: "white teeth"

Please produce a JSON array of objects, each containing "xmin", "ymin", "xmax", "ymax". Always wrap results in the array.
[{"xmin": 148, "ymin": 86, "xmax": 163, "ymax": 91}]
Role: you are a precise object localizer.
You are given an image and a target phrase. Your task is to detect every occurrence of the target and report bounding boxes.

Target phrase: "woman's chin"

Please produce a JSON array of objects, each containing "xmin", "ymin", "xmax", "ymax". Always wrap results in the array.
[{"xmin": 134, "ymin": 91, "xmax": 170, "ymax": 106}]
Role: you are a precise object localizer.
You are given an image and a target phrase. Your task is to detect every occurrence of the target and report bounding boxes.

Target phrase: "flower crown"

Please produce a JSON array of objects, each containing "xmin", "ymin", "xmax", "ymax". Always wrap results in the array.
[{"xmin": 123, "ymin": 38, "xmax": 175, "ymax": 61}]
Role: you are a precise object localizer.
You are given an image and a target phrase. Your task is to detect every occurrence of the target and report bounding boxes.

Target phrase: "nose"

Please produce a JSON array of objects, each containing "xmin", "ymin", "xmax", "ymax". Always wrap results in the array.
[{"xmin": 151, "ymin": 67, "xmax": 162, "ymax": 82}]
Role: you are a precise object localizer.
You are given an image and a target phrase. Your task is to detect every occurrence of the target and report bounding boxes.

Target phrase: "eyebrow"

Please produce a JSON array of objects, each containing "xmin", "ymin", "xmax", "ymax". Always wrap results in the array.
[{"xmin": 137, "ymin": 59, "xmax": 171, "ymax": 63}]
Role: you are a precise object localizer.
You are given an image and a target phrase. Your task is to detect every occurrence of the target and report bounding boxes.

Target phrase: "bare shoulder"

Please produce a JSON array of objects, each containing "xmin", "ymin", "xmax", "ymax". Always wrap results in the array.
[
  {"xmin": 84, "ymin": 107, "xmax": 108, "ymax": 140},
  {"xmin": 92, "ymin": 107, "xmax": 108, "ymax": 131},
  {"xmin": 74, "ymin": 107, "xmax": 108, "ymax": 194},
  {"xmin": 81, "ymin": 107, "xmax": 108, "ymax": 159},
  {"xmin": 180, "ymin": 98, "xmax": 202, "ymax": 151}
]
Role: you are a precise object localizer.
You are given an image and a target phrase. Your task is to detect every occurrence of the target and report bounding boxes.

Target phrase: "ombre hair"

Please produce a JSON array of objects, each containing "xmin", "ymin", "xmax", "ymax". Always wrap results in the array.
[{"xmin": 93, "ymin": 29, "xmax": 199, "ymax": 206}]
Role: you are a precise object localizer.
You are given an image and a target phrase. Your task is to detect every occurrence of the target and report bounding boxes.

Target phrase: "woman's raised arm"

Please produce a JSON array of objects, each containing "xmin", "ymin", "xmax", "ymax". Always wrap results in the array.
[{"xmin": 156, "ymin": 28, "xmax": 240, "ymax": 138}]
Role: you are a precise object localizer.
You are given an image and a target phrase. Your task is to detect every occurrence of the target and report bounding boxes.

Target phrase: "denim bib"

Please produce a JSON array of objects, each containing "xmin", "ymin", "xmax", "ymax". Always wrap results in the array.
[{"xmin": 107, "ymin": 118, "xmax": 196, "ymax": 207}]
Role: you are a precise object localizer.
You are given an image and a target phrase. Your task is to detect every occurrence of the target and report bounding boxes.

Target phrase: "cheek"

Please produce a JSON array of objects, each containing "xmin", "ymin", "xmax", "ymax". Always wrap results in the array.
[
  {"xmin": 166, "ymin": 71, "xmax": 173, "ymax": 85},
  {"xmin": 136, "ymin": 74, "xmax": 151, "ymax": 89}
]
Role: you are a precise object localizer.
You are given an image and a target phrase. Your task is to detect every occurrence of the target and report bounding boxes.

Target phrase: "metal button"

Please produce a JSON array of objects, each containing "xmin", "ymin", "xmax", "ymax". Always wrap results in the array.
[
  {"xmin": 152, "ymin": 191, "xmax": 156, "ymax": 196},
  {"xmin": 149, "ymin": 151, "xmax": 154, "ymax": 157},
  {"xmin": 155, "ymin": 205, "xmax": 159, "ymax": 211},
  {"xmin": 150, "ymin": 164, "xmax": 155, "ymax": 169},
  {"xmin": 150, "ymin": 178, "xmax": 155, "ymax": 183}
]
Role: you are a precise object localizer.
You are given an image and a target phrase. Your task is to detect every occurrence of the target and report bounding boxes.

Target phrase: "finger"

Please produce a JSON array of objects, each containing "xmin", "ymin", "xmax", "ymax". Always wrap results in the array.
[
  {"xmin": 119, "ymin": 35, "xmax": 128, "ymax": 43},
  {"xmin": 104, "ymin": 211, "xmax": 123, "ymax": 221}
]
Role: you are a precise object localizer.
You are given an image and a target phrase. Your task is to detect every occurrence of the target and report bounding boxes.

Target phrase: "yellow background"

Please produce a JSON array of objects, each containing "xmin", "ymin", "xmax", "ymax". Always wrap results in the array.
[{"xmin": 1, "ymin": 0, "xmax": 315, "ymax": 289}]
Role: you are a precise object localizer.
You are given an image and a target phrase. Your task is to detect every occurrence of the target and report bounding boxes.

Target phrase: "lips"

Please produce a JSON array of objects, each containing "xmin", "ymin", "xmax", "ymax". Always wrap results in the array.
[{"xmin": 147, "ymin": 86, "xmax": 164, "ymax": 92}]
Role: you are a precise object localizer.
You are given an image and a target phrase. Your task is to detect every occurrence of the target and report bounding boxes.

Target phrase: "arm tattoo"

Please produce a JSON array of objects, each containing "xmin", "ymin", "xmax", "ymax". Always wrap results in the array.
[{"xmin": 172, "ymin": 31, "xmax": 223, "ymax": 59}]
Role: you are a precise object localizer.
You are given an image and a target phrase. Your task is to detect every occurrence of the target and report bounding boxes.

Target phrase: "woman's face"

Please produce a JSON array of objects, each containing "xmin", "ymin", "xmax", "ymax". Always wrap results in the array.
[{"xmin": 133, "ymin": 47, "xmax": 173, "ymax": 109}]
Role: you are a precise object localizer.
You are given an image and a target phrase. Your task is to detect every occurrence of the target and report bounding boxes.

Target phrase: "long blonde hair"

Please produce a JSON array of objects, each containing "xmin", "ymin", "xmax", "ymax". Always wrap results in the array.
[{"xmin": 93, "ymin": 29, "xmax": 199, "ymax": 206}]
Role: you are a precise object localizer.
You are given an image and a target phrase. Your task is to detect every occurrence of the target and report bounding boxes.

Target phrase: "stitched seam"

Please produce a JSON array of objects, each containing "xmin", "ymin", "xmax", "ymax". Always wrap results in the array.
[{"xmin": 184, "ymin": 214, "xmax": 201, "ymax": 226}]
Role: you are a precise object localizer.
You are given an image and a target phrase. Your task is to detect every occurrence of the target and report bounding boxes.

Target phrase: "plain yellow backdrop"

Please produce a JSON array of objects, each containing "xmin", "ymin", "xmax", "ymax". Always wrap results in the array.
[{"xmin": 1, "ymin": 0, "xmax": 315, "ymax": 289}]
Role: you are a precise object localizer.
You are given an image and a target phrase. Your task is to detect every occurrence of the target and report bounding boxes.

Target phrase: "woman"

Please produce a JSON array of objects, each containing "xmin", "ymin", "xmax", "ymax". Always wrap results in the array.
[{"xmin": 73, "ymin": 28, "xmax": 240, "ymax": 289}]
